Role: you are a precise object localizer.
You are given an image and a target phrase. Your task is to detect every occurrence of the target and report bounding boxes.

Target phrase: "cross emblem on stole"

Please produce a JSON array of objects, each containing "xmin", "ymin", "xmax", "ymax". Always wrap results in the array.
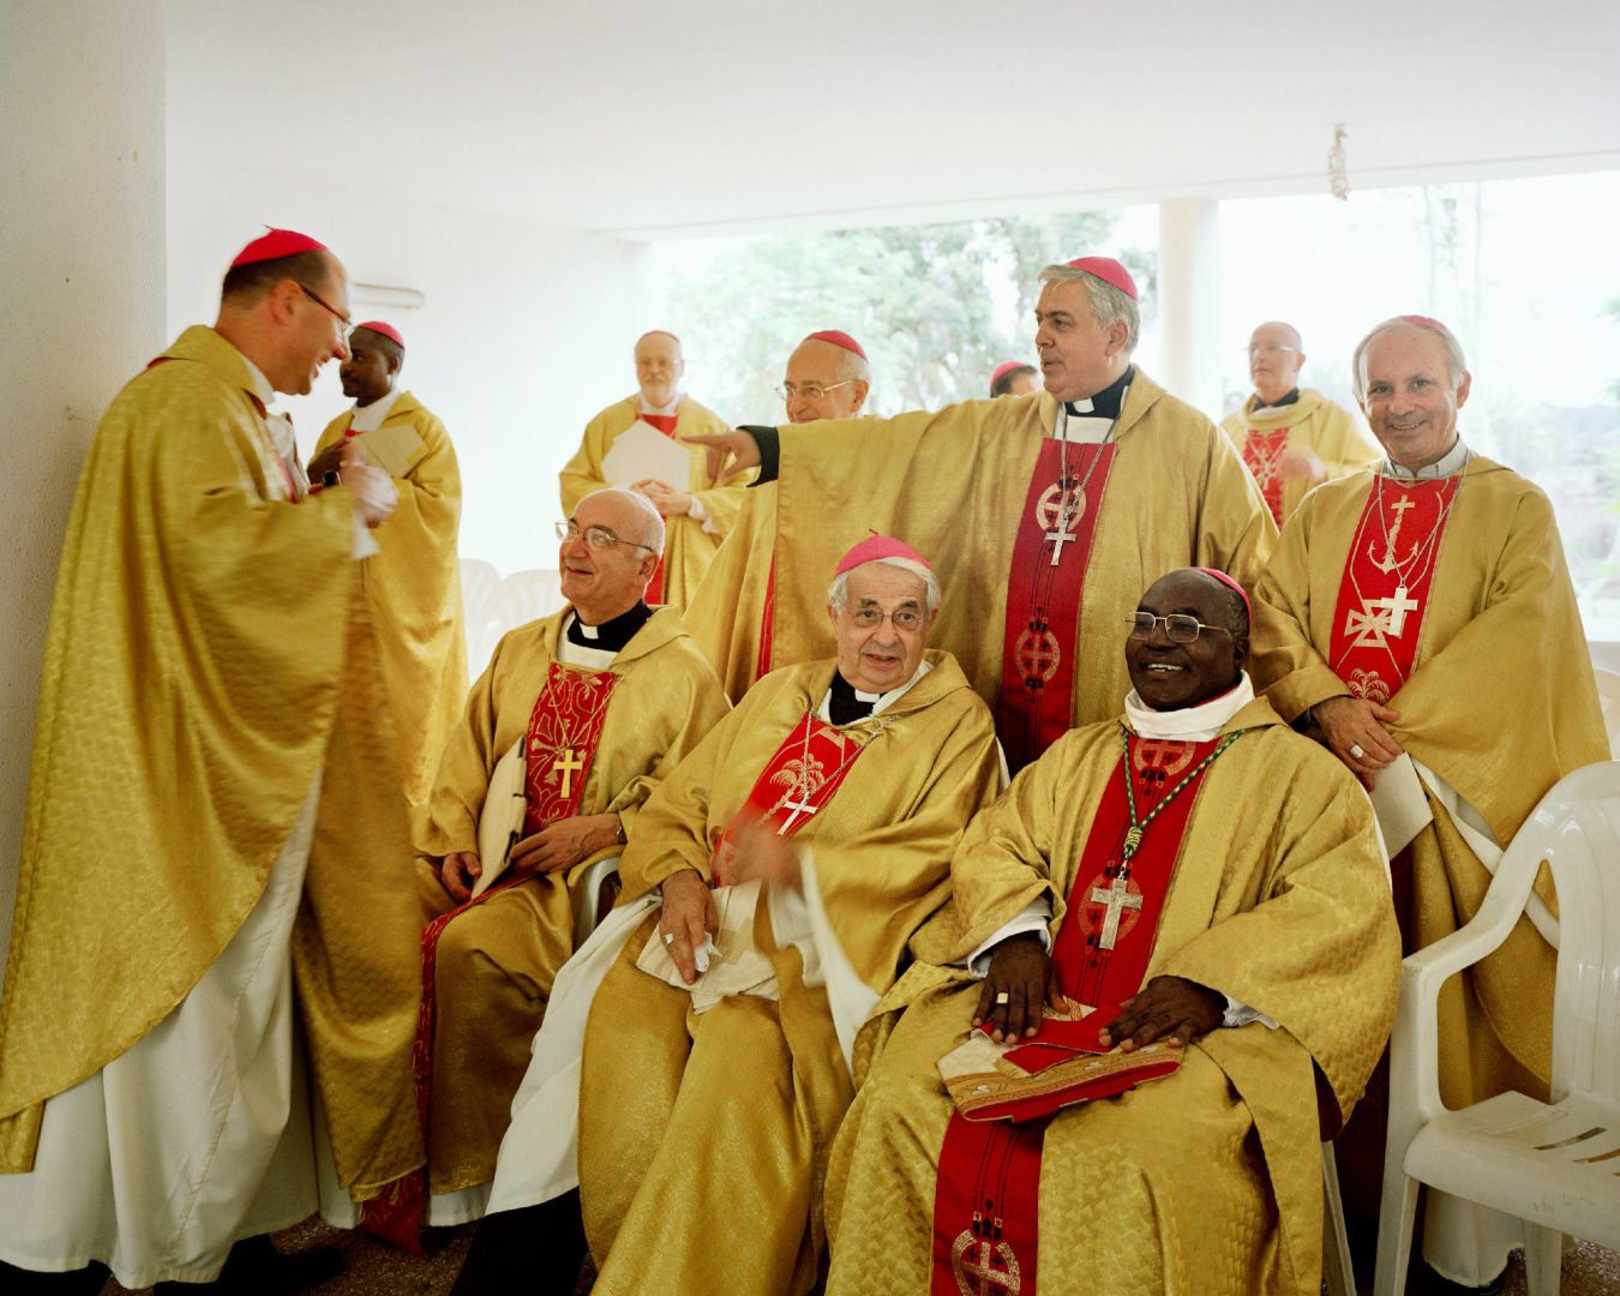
[
  {"xmin": 551, "ymin": 748, "xmax": 584, "ymax": 799},
  {"xmin": 1088, "ymin": 873, "xmax": 1143, "ymax": 951},
  {"xmin": 778, "ymin": 796, "xmax": 818, "ymax": 835}
]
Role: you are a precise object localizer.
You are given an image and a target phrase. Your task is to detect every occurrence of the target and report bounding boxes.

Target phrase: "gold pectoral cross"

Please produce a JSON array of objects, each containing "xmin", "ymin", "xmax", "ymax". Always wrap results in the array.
[{"xmin": 551, "ymin": 748, "xmax": 584, "ymax": 799}]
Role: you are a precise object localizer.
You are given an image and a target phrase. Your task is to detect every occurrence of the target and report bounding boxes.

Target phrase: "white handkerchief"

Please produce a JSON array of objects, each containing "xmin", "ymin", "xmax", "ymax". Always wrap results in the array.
[
  {"xmin": 634, "ymin": 880, "xmax": 780, "ymax": 1011},
  {"xmin": 1369, "ymin": 753, "xmax": 1434, "ymax": 857}
]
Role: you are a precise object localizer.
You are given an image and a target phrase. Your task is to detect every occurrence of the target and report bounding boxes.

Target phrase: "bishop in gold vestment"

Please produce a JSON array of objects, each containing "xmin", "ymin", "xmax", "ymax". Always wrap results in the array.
[
  {"xmin": 825, "ymin": 570, "xmax": 1398, "ymax": 1296},
  {"xmin": 559, "ymin": 330, "xmax": 753, "ymax": 606},
  {"xmin": 415, "ymin": 511, "xmax": 726, "ymax": 1217},
  {"xmin": 1249, "ymin": 316, "xmax": 1607, "ymax": 1286},
  {"xmin": 0, "ymin": 232, "xmax": 394, "ymax": 1287},
  {"xmin": 685, "ymin": 259, "xmax": 1274, "ymax": 764}
]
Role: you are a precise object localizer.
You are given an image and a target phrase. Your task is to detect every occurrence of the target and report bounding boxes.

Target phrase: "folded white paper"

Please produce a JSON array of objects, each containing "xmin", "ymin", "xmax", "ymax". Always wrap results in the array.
[
  {"xmin": 472, "ymin": 737, "xmax": 527, "ymax": 899},
  {"xmin": 600, "ymin": 418, "xmax": 691, "ymax": 492},
  {"xmin": 634, "ymin": 879, "xmax": 779, "ymax": 1011}
]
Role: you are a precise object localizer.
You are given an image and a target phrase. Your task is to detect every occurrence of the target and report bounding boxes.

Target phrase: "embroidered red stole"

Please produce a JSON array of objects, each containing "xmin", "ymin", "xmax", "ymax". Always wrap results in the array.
[
  {"xmin": 1326, "ymin": 474, "xmax": 1461, "ymax": 704},
  {"xmin": 361, "ymin": 661, "xmax": 620, "ymax": 1249},
  {"xmin": 929, "ymin": 732, "xmax": 1220, "ymax": 1296},
  {"xmin": 995, "ymin": 440, "xmax": 1118, "ymax": 773},
  {"xmin": 714, "ymin": 709, "xmax": 869, "ymax": 868},
  {"xmin": 1241, "ymin": 426, "xmax": 1291, "ymax": 527}
]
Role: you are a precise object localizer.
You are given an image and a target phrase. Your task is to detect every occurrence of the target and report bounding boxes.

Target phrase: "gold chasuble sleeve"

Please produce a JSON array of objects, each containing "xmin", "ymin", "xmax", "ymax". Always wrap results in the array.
[
  {"xmin": 559, "ymin": 394, "xmax": 754, "ymax": 607},
  {"xmin": 0, "ymin": 326, "xmax": 357, "ymax": 1172},
  {"xmin": 314, "ymin": 395, "xmax": 467, "ymax": 839},
  {"xmin": 766, "ymin": 374, "xmax": 1275, "ymax": 729},
  {"xmin": 683, "ymin": 485, "xmax": 780, "ymax": 701},
  {"xmin": 837, "ymin": 701, "xmax": 1397, "ymax": 1296}
]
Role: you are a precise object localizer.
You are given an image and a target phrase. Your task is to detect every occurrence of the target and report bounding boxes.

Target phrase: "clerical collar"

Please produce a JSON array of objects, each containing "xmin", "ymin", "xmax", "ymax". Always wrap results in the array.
[
  {"xmin": 239, "ymin": 352, "xmax": 276, "ymax": 411},
  {"xmin": 351, "ymin": 387, "xmax": 403, "ymax": 434},
  {"xmin": 1382, "ymin": 436, "xmax": 1470, "ymax": 481},
  {"xmin": 1063, "ymin": 365, "xmax": 1134, "ymax": 422},
  {"xmin": 821, "ymin": 659, "xmax": 933, "ymax": 726},
  {"xmin": 1253, "ymin": 387, "xmax": 1300, "ymax": 411},
  {"xmin": 638, "ymin": 392, "xmax": 682, "ymax": 417},
  {"xmin": 1124, "ymin": 672, "xmax": 1255, "ymax": 743},
  {"xmin": 567, "ymin": 601, "xmax": 652, "ymax": 652}
]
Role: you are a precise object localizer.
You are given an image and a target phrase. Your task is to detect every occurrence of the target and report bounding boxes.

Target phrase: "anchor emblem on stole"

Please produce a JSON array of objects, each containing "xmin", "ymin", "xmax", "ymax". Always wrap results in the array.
[{"xmin": 1368, "ymin": 496, "xmax": 1420, "ymax": 574}]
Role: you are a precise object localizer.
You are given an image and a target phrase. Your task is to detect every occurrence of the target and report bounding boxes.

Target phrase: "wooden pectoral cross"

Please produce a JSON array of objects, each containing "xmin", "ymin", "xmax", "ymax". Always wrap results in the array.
[
  {"xmin": 552, "ymin": 748, "xmax": 584, "ymax": 799},
  {"xmin": 1089, "ymin": 873, "xmax": 1143, "ymax": 951}
]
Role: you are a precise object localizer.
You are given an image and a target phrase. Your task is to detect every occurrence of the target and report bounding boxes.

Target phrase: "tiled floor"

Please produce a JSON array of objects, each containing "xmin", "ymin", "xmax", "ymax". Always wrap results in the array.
[{"xmin": 100, "ymin": 1217, "xmax": 1619, "ymax": 1293}]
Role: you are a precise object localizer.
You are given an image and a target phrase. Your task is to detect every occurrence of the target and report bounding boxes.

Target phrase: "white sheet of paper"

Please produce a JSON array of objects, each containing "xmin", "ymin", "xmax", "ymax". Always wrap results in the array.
[
  {"xmin": 1369, "ymin": 753, "xmax": 1434, "ymax": 858},
  {"xmin": 600, "ymin": 418, "xmax": 691, "ymax": 492}
]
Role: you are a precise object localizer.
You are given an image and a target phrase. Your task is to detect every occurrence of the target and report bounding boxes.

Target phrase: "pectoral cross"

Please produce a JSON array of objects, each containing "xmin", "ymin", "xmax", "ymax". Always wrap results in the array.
[
  {"xmin": 1369, "ymin": 585, "xmax": 1420, "ymax": 638},
  {"xmin": 778, "ymin": 796, "xmax": 818, "ymax": 835},
  {"xmin": 1045, "ymin": 524, "xmax": 1077, "ymax": 566},
  {"xmin": 551, "ymin": 748, "xmax": 584, "ymax": 799},
  {"xmin": 1089, "ymin": 873, "xmax": 1143, "ymax": 951},
  {"xmin": 1371, "ymin": 497, "xmax": 1418, "ymax": 574}
]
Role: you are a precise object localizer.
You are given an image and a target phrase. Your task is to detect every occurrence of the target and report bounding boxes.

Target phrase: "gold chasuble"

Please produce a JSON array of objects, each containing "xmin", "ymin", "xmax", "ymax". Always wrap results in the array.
[
  {"xmin": 578, "ymin": 653, "xmax": 1001, "ymax": 1296},
  {"xmin": 721, "ymin": 375, "xmax": 1275, "ymax": 765},
  {"xmin": 313, "ymin": 392, "xmax": 467, "ymax": 838},
  {"xmin": 559, "ymin": 394, "xmax": 755, "ymax": 607},
  {"xmin": 684, "ymin": 484, "xmax": 781, "ymax": 701},
  {"xmin": 413, "ymin": 606, "xmax": 727, "ymax": 1197},
  {"xmin": 1220, "ymin": 388, "xmax": 1380, "ymax": 528},
  {"xmin": 0, "ymin": 326, "xmax": 357, "ymax": 1171},
  {"xmin": 825, "ymin": 699, "xmax": 1398, "ymax": 1296},
  {"xmin": 1251, "ymin": 456, "xmax": 1608, "ymax": 1107}
]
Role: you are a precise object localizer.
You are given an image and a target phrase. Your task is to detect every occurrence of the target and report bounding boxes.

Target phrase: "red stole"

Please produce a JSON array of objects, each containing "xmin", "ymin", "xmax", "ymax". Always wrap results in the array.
[
  {"xmin": 995, "ymin": 440, "xmax": 1118, "ymax": 773},
  {"xmin": 362, "ymin": 661, "xmax": 621, "ymax": 1250},
  {"xmin": 1241, "ymin": 426, "xmax": 1290, "ymax": 527},
  {"xmin": 755, "ymin": 557, "xmax": 778, "ymax": 683},
  {"xmin": 930, "ymin": 731, "xmax": 1223, "ymax": 1296},
  {"xmin": 641, "ymin": 411, "xmax": 679, "ymax": 438},
  {"xmin": 1326, "ymin": 474, "xmax": 1461, "ymax": 704},
  {"xmin": 716, "ymin": 708, "xmax": 868, "ymax": 861}
]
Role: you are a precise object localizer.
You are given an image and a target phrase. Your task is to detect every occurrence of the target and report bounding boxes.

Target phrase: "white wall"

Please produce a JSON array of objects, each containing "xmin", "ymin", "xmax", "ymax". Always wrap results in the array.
[
  {"xmin": 166, "ymin": 181, "xmax": 653, "ymax": 578},
  {"xmin": 0, "ymin": 0, "xmax": 168, "ymax": 973}
]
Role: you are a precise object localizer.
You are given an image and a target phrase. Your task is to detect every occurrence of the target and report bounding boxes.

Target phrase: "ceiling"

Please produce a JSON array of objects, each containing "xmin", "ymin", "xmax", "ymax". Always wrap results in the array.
[{"xmin": 164, "ymin": 0, "xmax": 1620, "ymax": 238}]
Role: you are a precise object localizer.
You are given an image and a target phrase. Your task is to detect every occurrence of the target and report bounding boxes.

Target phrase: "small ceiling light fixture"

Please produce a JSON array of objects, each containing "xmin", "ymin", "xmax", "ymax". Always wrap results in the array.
[{"xmin": 1328, "ymin": 124, "xmax": 1350, "ymax": 201}]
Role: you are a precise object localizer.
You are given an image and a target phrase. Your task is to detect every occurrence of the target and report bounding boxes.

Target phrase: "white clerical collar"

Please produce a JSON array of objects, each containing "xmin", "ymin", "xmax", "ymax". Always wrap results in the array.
[
  {"xmin": 1124, "ymin": 672, "xmax": 1255, "ymax": 742},
  {"xmin": 638, "ymin": 392, "xmax": 682, "ymax": 417},
  {"xmin": 1382, "ymin": 436, "xmax": 1470, "ymax": 481},
  {"xmin": 816, "ymin": 658, "xmax": 934, "ymax": 724},
  {"xmin": 558, "ymin": 613, "xmax": 618, "ymax": 668},
  {"xmin": 1053, "ymin": 386, "xmax": 1127, "ymax": 446},
  {"xmin": 350, "ymin": 387, "xmax": 403, "ymax": 434}
]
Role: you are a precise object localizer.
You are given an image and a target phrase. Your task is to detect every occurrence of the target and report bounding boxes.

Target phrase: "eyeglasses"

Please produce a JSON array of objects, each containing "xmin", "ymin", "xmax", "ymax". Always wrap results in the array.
[
  {"xmin": 555, "ymin": 519, "xmax": 658, "ymax": 553},
  {"xmin": 1125, "ymin": 612, "xmax": 1233, "ymax": 644},
  {"xmin": 847, "ymin": 605, "xmax": 925, "ymax": 632},
  {"xmin": 777, "ymin": 380, "xmax": 855, "ymax": 403},
  {"xmin": 299, "ymin": 283, "xmax": 352, "ymax": 329},
  {"xmin": 1247, "ymin": 344, "xmax": 1299, "ymax": 358}
]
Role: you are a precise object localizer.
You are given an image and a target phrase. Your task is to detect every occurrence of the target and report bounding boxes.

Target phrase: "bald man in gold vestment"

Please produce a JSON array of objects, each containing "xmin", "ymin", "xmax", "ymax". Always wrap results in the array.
[
  {"xmin": 1250, "ymin": 316, "xmax": 1607, "ymax": 1289},
  {"xmin": 825, "ymin": 570, "xmax": 1398, "ymax": 1296}
]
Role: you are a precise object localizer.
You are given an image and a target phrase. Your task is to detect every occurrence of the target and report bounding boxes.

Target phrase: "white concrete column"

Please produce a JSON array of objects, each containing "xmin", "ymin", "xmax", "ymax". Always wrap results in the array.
[
  {"xmin": 0, "ymin": 1, "xmax": 166, "ymax": 971},
  {"xmin": 1156, "ymin": 198, "xmax": 1223, "ymax": 418}
]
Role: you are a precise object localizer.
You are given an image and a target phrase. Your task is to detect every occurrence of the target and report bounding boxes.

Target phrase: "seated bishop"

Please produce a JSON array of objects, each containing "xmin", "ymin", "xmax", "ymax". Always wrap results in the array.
[
  {"xmin": 451, "ymin": 535, "xmax": 1003, "ymax": 1296},
  {"xmin": 824, "ymin": 568, "xmax": 1400, "ymax": 1296},
  {"xmin": 404, "ymin": 487, "xmax": 728, "ymax": 1233},
  {"xmin": 1248, "ymin": 315, "xmax": 1608, "ymax": 1288}
]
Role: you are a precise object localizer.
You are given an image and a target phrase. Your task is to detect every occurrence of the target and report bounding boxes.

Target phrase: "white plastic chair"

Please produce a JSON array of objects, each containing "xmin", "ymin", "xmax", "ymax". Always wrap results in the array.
[
  {"xmin": 1374, "ymin": 761, "xmax": 1620, "ymax": 1296},
  {"xmin": 1322, "ymin": 1142, "xmax": 1356, "ymax": 1296}
]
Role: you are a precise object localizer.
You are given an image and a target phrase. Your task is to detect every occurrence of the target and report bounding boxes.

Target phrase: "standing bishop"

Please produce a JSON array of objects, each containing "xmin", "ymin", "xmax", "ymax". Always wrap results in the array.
[
  {"xmin": 684, "ymin": 328, "xmax": 873, "ymax": 699},
  {"xmin": 402, "ymin": 487, "xmax": 728, "ymax": 1232},
  {"xmin": 1249, "ymin": 314, "xmax": 1608, "ymax": 1289},
  {"xmin": 0, "ymin": 230, "xmax": 395, "ymax": 1291},
  {"xmin": 689, "ymin": 257, "xmax": 1276, "ymax": 771},
  {"xmin": 1221, "ymin": 320, "xmax": 1380, "ymax": 528},
  {"xmin": 308, "ymin": 321, "xmax": 468, "ymax": 840},
  {"xmin": 559, "ymin": 329, "xmax": 753, "ymax": 607},
  {"xmin": 825, "ymin": 569, "xmax": 1399, "ymax": 1296},
  {"xmin": 452, "ymin": 535, "xmax": 1002, "ymax": 1296}
]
